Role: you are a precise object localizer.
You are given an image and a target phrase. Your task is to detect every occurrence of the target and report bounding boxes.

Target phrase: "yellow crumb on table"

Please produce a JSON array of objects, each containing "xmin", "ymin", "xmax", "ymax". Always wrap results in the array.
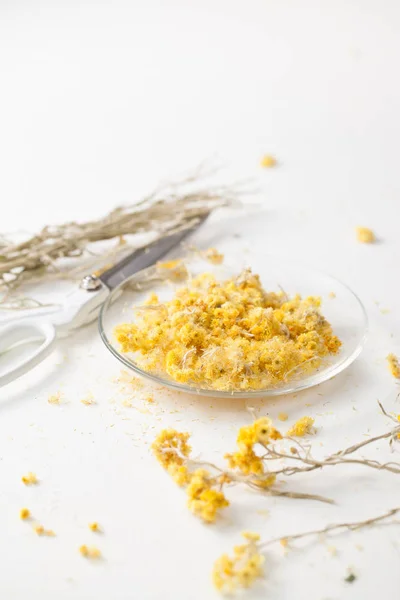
[
  {"xmin": 21, "ymin": 472, "xmax": 38, "ymax": 485},
  {"xmin": 356, "ymin": 227, "xmax": 375, "ymax": 244},
  {"xmin": 88, "ymin": 522, "xmax": 101, "ymax": 532},
  {"xmin": 278, "ymin": 412, "xmax": 288, "ymax": 422},
  {"xmin": 203, "ymin": 248, "xmax": 224, "ymax": 265},
  {"xmin": 260, "ymin": 154, "xmax": 277, "ymax": 168},
  {"xmin": 20, "ymin": 508, "xmax": 30, "ymax": 520},
  {"xmin": 34, "ymin": 525, "xmax": 55, "ymax": 536},
  {"xmin": 48, "ymin": 391, "xmax": 63, "ymax": 405},
  {"xmin": 287, "ymin": 416, "xmax": 315, "ymax": 437},
  {"xmin": 81, "ymin": 393, "xmax": 96, "ymax": 406},
  {"xmin": 387, "ymin": 353, "xmax": 400, "ymax": 379},
  {"xmin": 145, "ymin": 395, "xmax": 155, "ymax": 403},
  {"xmin": 79, "ymin": 545, "xmax": 101, "ymax": 559},
  {"xmin": 115, "ymin": 269, "xmax": 342, "ymax": 392}
]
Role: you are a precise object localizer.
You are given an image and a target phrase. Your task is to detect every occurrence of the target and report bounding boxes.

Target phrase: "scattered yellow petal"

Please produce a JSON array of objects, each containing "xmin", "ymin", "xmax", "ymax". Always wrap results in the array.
[
  {"xmin": 21, "ymin": 472, "xmax": 38, "ymax": 485},
  {"xmin": 287, "ymin": 416, "xmax": 315, "ymax": 437},
  {"xmin": 48, "ymin": 391, "xmax": 63, "ymax": 405},
  {"xmin": 280, "ymin": 537, "xmax": 288, "ymax": 548},
  {"xmin": 204, "ymin": 248, "xmax": 224, "ymax": 265},
  {"xmin": 242, "ymin": 532, "xmax": 260, "ymax": 542},
  {"xmin": 88, "ymin": 522, "xmax": 101, "ymax": 532},
  {"xmin": 34, "ymin": 525, "xmax": 44, "ymax": 535},
  {"xmin": 20, "ymin": 508, "xmax": 30, "ymax": 520},
  {"xmin": 79, "ymin": 545, "xmax": 101, "ymax": 559},
  {"xmin": 92, "ymin": 263, "xmax": 113, "ymax": 277},
  {"xmin": 33, "ymin": 524, "xmax": 54, "ymax": 536},
  {"xmin": 260, "ymin": 154, "xmax": 277, "ymax": 168},
  {"xmin": 356, "ymin": 227, "xmax": 375, "ymax": 244},
  {"xmin": 328, "ymin": 291, "xmax": 336, "ymax": 299},
  {"xmin": 81, "ymin": 393, "xmax": 96, "ymax": 406},
  {"xmin": 145, "ymin": 395, "xmax": 155, "ymax": 404},
  {"xmin": 278, "ymin": 412, "xmax": 288, "ymax": 422},
  {"xmin": 387, "ymin": 353, "xmax": 400, "ymax": 379}
]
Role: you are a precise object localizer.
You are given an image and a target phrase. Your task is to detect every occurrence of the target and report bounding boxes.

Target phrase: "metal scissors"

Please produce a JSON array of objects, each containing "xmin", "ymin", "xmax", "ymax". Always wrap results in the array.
[{"xmin": 0, "ymin": 218, "xmax": 206, "ymax": 387}]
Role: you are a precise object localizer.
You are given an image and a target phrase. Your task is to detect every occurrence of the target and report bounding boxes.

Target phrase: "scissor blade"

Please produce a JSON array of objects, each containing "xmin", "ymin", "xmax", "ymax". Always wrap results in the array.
[{"xmin": 99, "ymin": 215, "xmax": 208, "ymax": 290}]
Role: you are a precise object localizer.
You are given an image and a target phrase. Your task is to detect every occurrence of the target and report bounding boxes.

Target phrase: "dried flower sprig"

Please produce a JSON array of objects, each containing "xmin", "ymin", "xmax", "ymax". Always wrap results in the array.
[
  {"xmin": 0, "ymin": 167, "xmax": 241, "ymax": 306},
  {"xmin": 213, "ymin": 506, "xmax": 400, "ymax": 594},
  {"xmin": 152, "ymin": 404, "xmax": 400, "ymax": 521}
]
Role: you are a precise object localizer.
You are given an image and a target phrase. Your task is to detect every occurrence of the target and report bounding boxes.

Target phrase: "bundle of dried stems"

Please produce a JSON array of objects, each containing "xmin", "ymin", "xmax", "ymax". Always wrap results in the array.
[{"xmin": 0, "ymin": 168, "xmax": 241, "ymax": 308}]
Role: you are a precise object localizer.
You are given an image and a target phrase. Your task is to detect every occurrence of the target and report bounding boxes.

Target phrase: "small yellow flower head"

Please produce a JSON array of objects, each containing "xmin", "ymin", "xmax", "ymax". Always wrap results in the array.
[
  {"xmin": 287, "ymin": 416, "xmax": 315, "ymax": 437},
  {"xmin": 187, "ymin": 469, "xmax": 229, "ymax": 523},
  {"xmin": 213, "ymin": 531, "xmax": 264, "ymax": 593},
  {"xmin": 152, "ymin": 429, "xmax": 191, "ymax": 471},
  {"xmin": 21, "ymin": 472, "xmax": 38, "ymax": 485},
  {"xmin": 356, "ymin": 227, "xmax": 375, "ymax": 244},
  {"xmin": 79, "ymin": 545, "xmax": 101, "ymax": 559},
  {"xmin": 226, "ymin": 417, "xmax": 281, "ymax": 481},
  {"xmin": 89, "ymin": 522, "xmax": 100, "ymax": 532},
  {"xmin": 260, "ymin": 154, "xmax": 277, "ymax": 168},
  {"xmin": 20, "ymin": 508, "xmax": 30, "ymax": 520},
  {"xmin": 387, "ymin": 354, "xmax": 400, "ymax": 379},
  {"xmin": 33, "ymin": 524, "xmax": 54, "ymax": 536},
  {"xmin": 34, "ymin": 525, "xmax": 44, "ymax": 535}
]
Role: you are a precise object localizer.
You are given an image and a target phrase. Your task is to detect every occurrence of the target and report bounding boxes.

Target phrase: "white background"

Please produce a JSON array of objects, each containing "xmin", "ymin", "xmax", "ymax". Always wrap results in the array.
[{"xmin": 1, "ymin": 1, "xmax": 400, "ymax": 599}]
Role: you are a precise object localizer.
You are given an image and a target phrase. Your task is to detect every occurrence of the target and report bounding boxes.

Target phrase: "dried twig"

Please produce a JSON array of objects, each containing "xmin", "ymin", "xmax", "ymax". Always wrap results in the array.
[
  {"xmin": 0, "ymin": 168, "xmax": 242, "ymax": 306},
  {"xmin": 259, "ymin": 506, "xmax": 400, "ymax": 550}
]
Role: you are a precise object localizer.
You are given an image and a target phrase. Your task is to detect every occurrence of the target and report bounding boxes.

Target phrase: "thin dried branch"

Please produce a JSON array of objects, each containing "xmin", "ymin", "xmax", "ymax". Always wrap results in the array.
[{"xmin": 259, "ymin": 506, "xmax": 400, "ymax": 551}]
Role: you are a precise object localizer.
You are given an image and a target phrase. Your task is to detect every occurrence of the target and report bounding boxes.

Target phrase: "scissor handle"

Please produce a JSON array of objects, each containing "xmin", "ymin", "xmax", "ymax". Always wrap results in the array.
[{"xmin": 0, "ymin": 320, "xmax": 57, "ymax": 387}]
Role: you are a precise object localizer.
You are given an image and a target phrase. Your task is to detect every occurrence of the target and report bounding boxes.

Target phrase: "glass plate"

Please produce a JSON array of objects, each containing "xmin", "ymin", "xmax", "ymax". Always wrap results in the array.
[{"xmin": 99, "ymin": 254, "xmax": 368, "ymax": 397}]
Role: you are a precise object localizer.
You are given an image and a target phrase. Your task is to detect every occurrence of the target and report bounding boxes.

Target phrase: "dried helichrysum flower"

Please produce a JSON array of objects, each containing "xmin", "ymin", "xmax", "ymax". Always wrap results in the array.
[
  {"xmin": 286, "ymin": 416, "xmax": 315, "ymax": 437},
  {"xmin": 187, "ymin": 469, "xmax": 229, "ymax": 523},
  {"xmin": 387, "ymin": 354, "xmax": 400, "ymax": 379},
  {"xmin": 213, "ymin": 531, "xmax": 264, "ymax": 593},
  {"xmin": 225, "ymin": 417, "xmax": 280, "ymax": 485},
  {"xmin": 115, "ymin": 269, "xmax": 341, "ymax": 392}
]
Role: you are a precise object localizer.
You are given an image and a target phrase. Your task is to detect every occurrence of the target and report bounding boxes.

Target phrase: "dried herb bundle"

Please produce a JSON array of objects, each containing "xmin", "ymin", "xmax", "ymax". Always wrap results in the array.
[{"xmin": 0, "ymin": 168, "xmax": 242, "ymax": 308}]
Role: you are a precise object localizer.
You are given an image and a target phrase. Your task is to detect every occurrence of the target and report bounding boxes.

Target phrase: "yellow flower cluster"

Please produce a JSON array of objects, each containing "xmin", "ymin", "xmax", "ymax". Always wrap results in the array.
[
  {"xmin": 152, "ymin": 429, "xmax": 191, "ymax": 485},
  {"xmin": 286, "ymin": 416, "xmax": 315, "ymax": 437},
  {"xmin": 213, "ymin": 531, "xmax": 264, "ymax": 593},
  {"xmin": 387, "ymin": 353, "xmax": 400, "ymax": 379},
  {"xmin": 115, "ymin": 269, "xmax": 341, "ymax": 391},
  {"xmin": 187, "ymin": 469, "xmax": 229, "ymax": 523},
  {"xmin": 152, "ymin": 429, "xmax": 229, "ymax": 523},
  {"xmin": 225, "ymin": 417, "xmax": 280, "ymax": 486}
]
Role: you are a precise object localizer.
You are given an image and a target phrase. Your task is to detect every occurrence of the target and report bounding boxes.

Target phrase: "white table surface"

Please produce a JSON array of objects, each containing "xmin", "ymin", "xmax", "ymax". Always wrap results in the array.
[{"xmin": 1, "ymin": 1, "xmax": 400, "ymax": 598}]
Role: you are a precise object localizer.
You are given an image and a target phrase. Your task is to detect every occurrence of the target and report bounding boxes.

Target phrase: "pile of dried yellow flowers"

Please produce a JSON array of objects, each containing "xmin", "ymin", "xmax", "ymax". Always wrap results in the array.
[{"xmin": 115, "ymin": 268, "xmax": 341, "ymax": 391}]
